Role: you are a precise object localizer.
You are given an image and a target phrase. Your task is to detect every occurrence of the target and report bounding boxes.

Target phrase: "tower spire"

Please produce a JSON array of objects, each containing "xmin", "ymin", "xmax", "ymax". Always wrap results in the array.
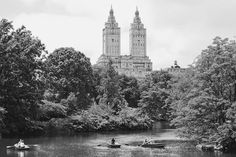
[
  {"xmin": 107, "ymin": 5, "xmax": 116, "ymax": 24},
  {"xmin": 135, "ymin": 6, "xmax": 139, "ymax": 17},
  {"xmin": 109, "ymin": 5, "xmax": 114, "ymax": 16},
  {"xmin": 133, "ymin": 7, "xmax": 141, "ymax": 24}
]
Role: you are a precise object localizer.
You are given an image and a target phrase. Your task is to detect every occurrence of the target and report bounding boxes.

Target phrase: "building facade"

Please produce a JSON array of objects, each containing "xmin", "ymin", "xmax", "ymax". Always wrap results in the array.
[
  {"xmin": 96, "ymin": 7, "xmax": 152, "ymax": 79},
  {"xmin": 165, "ymin": 61, "xmax": 186, "ymax": 75}
]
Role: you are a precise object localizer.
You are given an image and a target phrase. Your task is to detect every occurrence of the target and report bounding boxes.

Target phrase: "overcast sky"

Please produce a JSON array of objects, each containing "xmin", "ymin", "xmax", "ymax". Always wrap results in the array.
[{"xmin": 1, "ymin": 0, "xmax": 236, "ymax": 70}]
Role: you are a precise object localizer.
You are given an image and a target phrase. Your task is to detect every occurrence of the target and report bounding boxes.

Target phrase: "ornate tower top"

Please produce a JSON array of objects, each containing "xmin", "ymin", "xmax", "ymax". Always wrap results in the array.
[
  {"xmin": 105, "ymin": 6, "xmax": 118, "ymax": 28},
  {"xmin": 103, "ymin": 6, "xmax": 120, "ymax": 56},
  {"xmin": 133, "ymin": 7, "xmax": 142, "ymax": 25},
  {"xmin": 131, "ymin": 7, "xmax": 144, "ymax": 29},
  {"xmin": 129, "ymin": 7, "xmax": 146, "ymax": 57}
]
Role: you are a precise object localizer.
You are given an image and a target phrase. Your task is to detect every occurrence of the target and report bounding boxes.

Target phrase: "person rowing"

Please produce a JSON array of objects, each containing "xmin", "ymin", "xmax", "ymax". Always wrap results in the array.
[
  {"xmin": 109, "ymin": 138, "xmax": 121, "ymax": 148},
  {"xmin": 111, "ymin": 138, "xmax": 115, "ymax": 145}
]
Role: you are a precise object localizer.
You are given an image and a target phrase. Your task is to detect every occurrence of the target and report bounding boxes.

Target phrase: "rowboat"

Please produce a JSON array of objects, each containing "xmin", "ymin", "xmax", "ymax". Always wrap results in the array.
[
  {"xmin": 108, "ymin": 144, "xmax": 121, "ymax": 148},
  {"xmin": 6, "ymin": 145, "xmax": 30, "ymax": 150},
  {"xmin": 6, "ymin": 144, "xmax": 38, "ymax": 151},
  {"xmin": 141, "ymin": 143, "xmax": 165, "ymax": 148}
]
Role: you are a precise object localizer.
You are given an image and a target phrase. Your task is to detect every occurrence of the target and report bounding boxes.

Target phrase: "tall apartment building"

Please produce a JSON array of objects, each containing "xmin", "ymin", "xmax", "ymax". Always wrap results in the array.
[{"xmin": 96, "ymin": 7, "xmax": 152, "ymax": 79}]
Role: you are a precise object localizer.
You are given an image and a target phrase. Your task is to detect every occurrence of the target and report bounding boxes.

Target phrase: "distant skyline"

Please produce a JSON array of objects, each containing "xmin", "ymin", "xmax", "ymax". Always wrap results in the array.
[{"xmin": 1, "ymin": 0, "xmax": 236, "ymax": 70}]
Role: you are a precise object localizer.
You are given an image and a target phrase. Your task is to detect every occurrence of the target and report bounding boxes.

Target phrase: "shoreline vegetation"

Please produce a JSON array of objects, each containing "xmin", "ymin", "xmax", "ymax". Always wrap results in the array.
[
  {"xmin": 1, "ymin": 19, "xmax": 236, "ymax": 152},
  {"xmin": 24, "ymin": 101, "xmax": 153, "ymax": 137}
]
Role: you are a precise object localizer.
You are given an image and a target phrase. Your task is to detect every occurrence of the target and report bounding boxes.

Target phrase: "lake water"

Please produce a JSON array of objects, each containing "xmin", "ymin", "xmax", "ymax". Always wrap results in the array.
[{"xmin": 0, "ymin": 122, "xmax": 236, "ymax": 157}]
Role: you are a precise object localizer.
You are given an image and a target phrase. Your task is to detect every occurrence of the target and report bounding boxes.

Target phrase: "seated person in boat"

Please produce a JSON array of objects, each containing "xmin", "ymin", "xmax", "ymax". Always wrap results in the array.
[
  {"xmin": 14, "ymin": 139, "xmax": 25, "ymax": 148},
  {"xmin": 111, "ymin": 138, "xmax": 115, "ymax": 145},
  {"xmin": 143, "ymin": 139, "xmax": 150, "ymax": 145}
]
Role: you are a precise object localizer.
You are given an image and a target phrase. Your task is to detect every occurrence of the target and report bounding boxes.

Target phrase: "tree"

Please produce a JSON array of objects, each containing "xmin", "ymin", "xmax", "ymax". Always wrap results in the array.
[
  {"xmin": 60, "ymin": 92, "xmax": 78, "ymax": 115},
  {"xmin": 0, "ymin": 19, "xmax": 46, "ymax": 134},
  {"xmin": 139, "ymin": 71, "xmax": 172, "ymax": 120},
  {"xmin": 44, "ymin": 47, "xmax": 94, "ymax": 111},
  {"xmin": 171, "ymin": 37, "xmax": 236, "ymax": 150},
  {"xmin": 168, "ymin": 68, "xmax": 195, "ymax": 119},
  {"xmin": 97, "ymin": 60, "xmax": 127, "ymax": 114},
  {"xmin": 92, "ymin": 65, "xmax": 104, "ymax": 104},
  {"xmin": 118, "ymin": 75, "xmax": 140, "ymax": 108}
]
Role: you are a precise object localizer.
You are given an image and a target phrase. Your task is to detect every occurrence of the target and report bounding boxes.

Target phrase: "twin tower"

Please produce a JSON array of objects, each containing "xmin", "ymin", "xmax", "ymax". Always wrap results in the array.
[
  {"xmin": 103, "ymin": 7, "xmax": 146, "ymax": 57},
  {"xmin": 96, "ymin": 7, "xmax": 152, "ymax": 79}
]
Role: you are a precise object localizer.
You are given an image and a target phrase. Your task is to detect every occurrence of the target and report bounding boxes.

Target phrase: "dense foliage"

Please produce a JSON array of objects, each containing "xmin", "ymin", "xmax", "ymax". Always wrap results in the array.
[
  {"xmin": 118, "ymin": 75, "xmax": 140, "ymax": 108},
  {"xmin": 38, "ymin": 100, "xmax": 67, "ymax": 121},
  {"xmin": 44, "ymin": 47, "xmax": 94, "ymax": 112},
  {"xmin": 0, "ymin": 19, "xmax": 46, "ymax": 135},
  {"xmin": 171, "ymin": 37, "xmax": 236, "ymax": 151},
  {"xmin": 139, "ymin": 71, "xmax": 173, "ymax": 120},
  {"xmin": 50, "ymin": 104, "xmax": 152, "ymax": 134},
  {"xmin": 96, "ymin": 61, "xmax": 127, "ymax": 114},
  {"xmin": 42, "ymin": 61, "xmax": 152, "ymax": 135}
]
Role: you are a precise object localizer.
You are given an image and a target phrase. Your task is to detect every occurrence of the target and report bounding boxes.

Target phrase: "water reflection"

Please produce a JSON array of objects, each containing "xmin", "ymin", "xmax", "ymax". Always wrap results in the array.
[
  {"xmin": 6, "ymin": 150, "xmax": 39, "ymax": 157},
  {"xmin": 6, "ymin": 151, "xmax": 26, "ymax": 157}
]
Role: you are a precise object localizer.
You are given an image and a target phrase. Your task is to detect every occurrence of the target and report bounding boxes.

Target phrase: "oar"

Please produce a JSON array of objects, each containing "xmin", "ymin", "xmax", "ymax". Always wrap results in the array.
[
  {"xmin": 139, "ymin": 139, "xmax": 152, "ymax": 146},
  {"xmin": 97, "ymin": 143, "xmax": 110, "ymax": 147},
  {"xmin": 28, "ymin": 144, "xmax": 39, "ymax": 147},
  {"xmin": 6, "ymin": 146, "xmax": 15, "ymax": 149}
]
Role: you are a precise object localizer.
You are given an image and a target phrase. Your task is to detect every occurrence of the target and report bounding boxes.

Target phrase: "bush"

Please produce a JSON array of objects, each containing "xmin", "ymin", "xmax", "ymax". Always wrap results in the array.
[
  {"xmin": 67, "ymin": 104, "xmax": 153, "ymax": 132},
  {"xmin": 38, "ymin": 100, "xmax": 67, "ymax": 121}
]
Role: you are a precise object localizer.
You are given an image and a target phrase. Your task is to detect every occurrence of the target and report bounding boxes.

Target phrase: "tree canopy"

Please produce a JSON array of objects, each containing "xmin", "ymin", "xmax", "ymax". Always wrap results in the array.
[
  {"xmin": 97, "ymin": 60, "xmax": 127, "ymax": 114},
  {"xmin": 118, "ymin": 74, "xmax": 140, "ymax": 108},
  {"xmin": 0, "ymin": 19, "xmax": 46, "ymax": 134},
  {"xmin": 171, "ymin": 37, "xmax": 236, "ymax": 150},
  {"xmin": 44, "ymin": 47, "xmax": 94, "ymax": 111},
  {"xmin": 139, "ymin": 71, "xmax": 173, "ymax": 120}
]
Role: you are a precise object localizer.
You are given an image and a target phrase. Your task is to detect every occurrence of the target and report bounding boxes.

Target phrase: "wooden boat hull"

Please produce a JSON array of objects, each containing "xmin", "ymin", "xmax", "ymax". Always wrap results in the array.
[
  {"xmin": 141, "ymin": 143, "xmax": 165, "ymax": 148},
  {"xmin": 6, "ymin": 144, "xmax": 38, "ymax": 151},
  {"xmin": 7, "ymin": 146, "xmax": 30, "ymax": 150},
  {"xmin": 108, "ymin": 144, "xmax": 121, "ymax": 148}
]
